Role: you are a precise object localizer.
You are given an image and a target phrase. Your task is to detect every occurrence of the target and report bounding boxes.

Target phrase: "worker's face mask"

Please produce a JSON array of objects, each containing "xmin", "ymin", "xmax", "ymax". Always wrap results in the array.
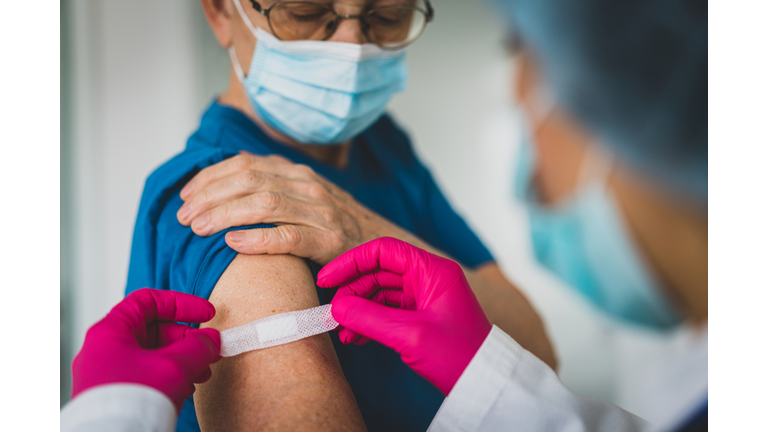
[
  {"xmin": 229, "ymin": 0, "xmax": 408, "ymax": 145},
  {"xmin": 513, "ymin": 89, "xmax": 682, "ymax": 330}
]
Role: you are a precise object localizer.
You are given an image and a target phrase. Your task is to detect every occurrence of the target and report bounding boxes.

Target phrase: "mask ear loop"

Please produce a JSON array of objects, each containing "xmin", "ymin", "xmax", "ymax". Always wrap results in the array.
[
  {"xmin": 228, "ymin": 46, "xmax": 246, "ymax": 82},
  {"xmin": 232, "ymin": 0, "xmax": 260, "ymax": 38},
  {"xmin": 229, "ymin": 0, "xmax": 267, "ymax": 82}
]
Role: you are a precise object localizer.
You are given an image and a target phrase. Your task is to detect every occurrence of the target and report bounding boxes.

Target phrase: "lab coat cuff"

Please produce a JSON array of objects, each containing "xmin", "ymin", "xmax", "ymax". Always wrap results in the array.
[
  {"xmin": 60, "ymin": 384, "xmax": 176, "ymax": 432},
  {"xmin": 428, "ymin": 325, "xmax": 524, "ymax": 432}
]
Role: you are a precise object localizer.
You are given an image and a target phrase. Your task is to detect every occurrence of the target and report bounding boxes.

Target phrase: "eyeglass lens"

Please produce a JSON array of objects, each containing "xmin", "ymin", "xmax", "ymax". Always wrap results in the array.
[{"xmin": 268, "ymin": 1, "xmax": 428, "ymax": 48}]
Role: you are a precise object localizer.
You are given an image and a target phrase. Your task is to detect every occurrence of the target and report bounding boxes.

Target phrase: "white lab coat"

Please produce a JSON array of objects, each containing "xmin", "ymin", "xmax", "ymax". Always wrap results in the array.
[
  {"xmin": 428, "ymin": 325, "xmax": 708, "ymax": 432},
  {"xmin": 60, "ymin": 326, "xmax": 706, "ymax": 432},
  {"xmin": 60, "ymin": 384, "xmax": 176, "ymax": 432}
]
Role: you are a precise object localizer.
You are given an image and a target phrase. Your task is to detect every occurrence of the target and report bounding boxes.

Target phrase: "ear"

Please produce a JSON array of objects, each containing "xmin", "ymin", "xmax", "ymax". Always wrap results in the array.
[{"xmin": 200, "ymin": 0, "xmax": 235, "ymax": 48}]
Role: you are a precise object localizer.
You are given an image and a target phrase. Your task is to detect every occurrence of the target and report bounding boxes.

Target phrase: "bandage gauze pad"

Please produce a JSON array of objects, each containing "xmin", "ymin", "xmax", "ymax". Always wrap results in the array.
[{"xmin": 220, "ymin": 304, "xmax": 339, "ymax": 357}]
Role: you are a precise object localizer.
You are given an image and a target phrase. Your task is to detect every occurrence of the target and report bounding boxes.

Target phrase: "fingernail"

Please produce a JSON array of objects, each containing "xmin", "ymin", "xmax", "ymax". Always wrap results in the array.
[
  {"xmin": 192, "ymin": 213, "xmax": 210, "ymax": 231},
  {"xmin": 178, "ymin": 202, "xmax": 192, "ymax": 220},
  {"xmin": 228, "ymin": 231, "xmax": 245, "ymax": 242},
  {"xmin": 180, "ymin": 181, "xmax": 194, "ymax": 199}
]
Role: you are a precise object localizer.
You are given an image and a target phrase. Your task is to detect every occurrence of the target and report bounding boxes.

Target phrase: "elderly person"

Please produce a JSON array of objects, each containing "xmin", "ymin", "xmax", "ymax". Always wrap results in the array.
[{"xmin": 126, "ymin": 1, "xmax": 555, "ymax": 431}]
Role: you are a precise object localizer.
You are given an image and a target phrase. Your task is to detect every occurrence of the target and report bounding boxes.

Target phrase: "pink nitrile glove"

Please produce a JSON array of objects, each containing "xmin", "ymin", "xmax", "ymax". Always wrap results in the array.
[
  {"xmin": 71, "ymin": 288, "xmax": 222, "ymax": 412},
  {"xmin": 317, "ymin": 237, "xmax": 492, "ymax": 396}
]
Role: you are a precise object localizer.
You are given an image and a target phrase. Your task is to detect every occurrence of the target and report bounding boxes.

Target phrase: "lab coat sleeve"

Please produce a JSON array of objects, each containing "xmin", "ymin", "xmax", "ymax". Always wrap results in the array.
[
  {"xmin": 429, "ymin": 326, "xmax": 652, "ymax": 432},
  {"xmin": 60, "ymin": 384, "xmax": 177, "ymax": 432}
]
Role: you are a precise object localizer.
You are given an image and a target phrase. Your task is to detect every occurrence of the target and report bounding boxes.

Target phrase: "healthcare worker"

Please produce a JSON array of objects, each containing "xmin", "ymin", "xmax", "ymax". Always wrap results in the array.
[
  {"xmin": 60, "ymin": 289, "xmax": 222, "ymax": 432},
  {"xmin": 312, "ymin": 0, "xmax": 708, "ymax": 430}
]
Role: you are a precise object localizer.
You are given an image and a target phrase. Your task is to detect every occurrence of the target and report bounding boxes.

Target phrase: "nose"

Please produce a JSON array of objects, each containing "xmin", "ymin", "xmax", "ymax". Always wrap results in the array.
[{"xmin": 327, "ymin": 16, "xmax": 368, "ymax": 44}]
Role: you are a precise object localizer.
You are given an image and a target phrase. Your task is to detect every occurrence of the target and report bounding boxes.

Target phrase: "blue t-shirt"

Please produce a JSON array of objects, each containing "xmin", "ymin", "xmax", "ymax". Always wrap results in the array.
[{"xmin": 126, "ymin": 102, "xmax": 493, "ymax": 432}]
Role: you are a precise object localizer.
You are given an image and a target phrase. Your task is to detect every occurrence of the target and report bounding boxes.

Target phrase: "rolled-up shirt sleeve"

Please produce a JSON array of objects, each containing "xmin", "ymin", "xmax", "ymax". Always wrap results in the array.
[{"xmin": 429, "ymin": 326, "xmax": 651, "ymax": 432}]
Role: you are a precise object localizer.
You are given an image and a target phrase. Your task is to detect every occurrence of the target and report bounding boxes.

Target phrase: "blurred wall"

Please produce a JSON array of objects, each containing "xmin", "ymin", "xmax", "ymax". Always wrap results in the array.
[
  {"xmin": 61, "ymin": 0, "xmax": 227, "ymax": 403},
  {"xmin": 61, "ymin": 0, "xmax": 672, "ymax": 418}
]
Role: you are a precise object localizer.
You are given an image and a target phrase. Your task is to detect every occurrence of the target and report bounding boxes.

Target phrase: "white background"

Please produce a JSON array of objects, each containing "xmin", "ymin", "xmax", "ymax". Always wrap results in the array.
[{"xmin": 57, "ymin": 0, "xmax": 685, "ymax": 418}]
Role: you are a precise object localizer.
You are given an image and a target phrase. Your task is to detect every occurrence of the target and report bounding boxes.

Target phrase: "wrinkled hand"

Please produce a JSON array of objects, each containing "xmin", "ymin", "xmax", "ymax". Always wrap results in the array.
[
  {"xmin": 71, "ymin": 289, "xmax": 221, "ymax": 412},
  {"xmin": 176, "ymin": 152, "xmax": 396, "ymax": 265},
  {"xmin": 317, "ymin": 237, "xmax": 492, "ymax": 396}
]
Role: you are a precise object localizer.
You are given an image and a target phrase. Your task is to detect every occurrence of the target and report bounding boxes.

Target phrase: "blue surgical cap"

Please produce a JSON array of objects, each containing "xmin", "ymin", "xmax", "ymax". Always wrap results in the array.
[{"xmin": 493, "ymin": 0, "xmax": 707, "ymax": 203}]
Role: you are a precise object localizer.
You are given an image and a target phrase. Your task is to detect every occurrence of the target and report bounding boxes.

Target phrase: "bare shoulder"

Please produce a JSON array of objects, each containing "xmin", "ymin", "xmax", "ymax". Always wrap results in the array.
[{"xmin": 196, "ymin": 253, "xmax": 367, "ymax": 432}]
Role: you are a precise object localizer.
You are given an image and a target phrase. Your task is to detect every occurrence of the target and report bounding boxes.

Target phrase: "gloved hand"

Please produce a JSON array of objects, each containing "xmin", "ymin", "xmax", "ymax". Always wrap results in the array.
[
  {"xmin": 71, "ymin": 288, "xmax": 222, "ymax": 412},
  {"xmin": 317, "ymin": 237, "xmax": 492, "ymax": 395}
]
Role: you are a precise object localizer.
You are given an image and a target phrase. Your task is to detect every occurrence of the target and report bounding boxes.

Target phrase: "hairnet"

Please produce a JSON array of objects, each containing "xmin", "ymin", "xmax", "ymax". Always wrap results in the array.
[{"xmin": 493, "ymin": 0, "xmax": 707, "ymax": 203}]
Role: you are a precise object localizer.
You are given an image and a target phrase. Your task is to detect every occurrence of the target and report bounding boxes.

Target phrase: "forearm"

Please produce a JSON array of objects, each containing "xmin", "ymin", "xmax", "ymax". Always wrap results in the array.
[{"xmin": 195, "ymin": 254, "xmax": 366, "ymax": 432}]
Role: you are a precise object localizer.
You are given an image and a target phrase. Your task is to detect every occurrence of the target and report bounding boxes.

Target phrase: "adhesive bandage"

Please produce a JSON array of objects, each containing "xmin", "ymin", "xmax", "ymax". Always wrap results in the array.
[{"xmin": 220, "ymin": 304, "xmax": 339, "ymax": 357}]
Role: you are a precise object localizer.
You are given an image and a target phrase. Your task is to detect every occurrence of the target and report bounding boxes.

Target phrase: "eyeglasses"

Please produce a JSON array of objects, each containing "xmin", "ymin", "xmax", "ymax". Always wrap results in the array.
[{"xmin": 248, "ymin": 0, "xmax": 434, "ymax": 50}]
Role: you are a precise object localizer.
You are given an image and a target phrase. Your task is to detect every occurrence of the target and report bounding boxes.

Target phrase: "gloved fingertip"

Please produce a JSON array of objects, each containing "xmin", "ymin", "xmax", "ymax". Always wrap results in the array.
[
  {"xmin": 339, "ymin": 328, "xmax": 355, "ymax": 344},
  {"xmin": 316, "ymin": 253, "xmax": 353, "ymax": 287},
  {"xmin": 332, "ymin": 299, "xmax": 362, "ymax": 332},
  {"xmin": 203, "ymin": 301, "xmax": 217, "ymax": 322},
  {"xmin": 329, "ymin": 297, "xmax": 350, "ymax": 322},
  {"xmin": 151, "ymin": 290, "xmax": 220, "ymax": 324},
  {"xmin": 193, "ymin": 367, "xmax": 213, "ymax": 384},
  {"xmin": 197, "ymin": 327, "xmax": 222, "ymax": 352},
  {"xmin": 315, "ymin": 270, "xmax": 333, "ymax": 288}
]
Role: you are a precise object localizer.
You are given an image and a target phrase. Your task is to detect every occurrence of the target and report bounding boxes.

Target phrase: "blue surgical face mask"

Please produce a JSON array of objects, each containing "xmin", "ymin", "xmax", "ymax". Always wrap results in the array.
[
  {"xmin": 514, "ymin": 136, "xmax": 683, "ymax": 330},
  {"xmin": 229, "ymin": 0, "xmax": 408, "ymax": 145}
]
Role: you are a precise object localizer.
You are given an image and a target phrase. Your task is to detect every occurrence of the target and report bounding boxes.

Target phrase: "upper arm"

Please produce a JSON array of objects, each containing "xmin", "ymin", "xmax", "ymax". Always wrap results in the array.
[{"xmin": 195, "ymin": 253, "xmax": 366, "ymax": 431}]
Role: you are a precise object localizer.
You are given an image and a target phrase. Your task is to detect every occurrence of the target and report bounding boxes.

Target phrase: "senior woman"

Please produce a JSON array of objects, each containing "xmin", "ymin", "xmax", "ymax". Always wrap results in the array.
[
  {"xmin": 177, "ymin": 0, "xmax": 707, "ymax": 430},
  {"xmin": 126, "ymin": 0, "xmax": 555, "ymax": 431}
]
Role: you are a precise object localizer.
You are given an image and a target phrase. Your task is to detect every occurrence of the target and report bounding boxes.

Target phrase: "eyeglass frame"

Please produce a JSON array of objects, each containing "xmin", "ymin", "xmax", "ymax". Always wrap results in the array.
[{"xmin": 247, "ymin": 0, "xmax": 435, "ymax": 49}]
